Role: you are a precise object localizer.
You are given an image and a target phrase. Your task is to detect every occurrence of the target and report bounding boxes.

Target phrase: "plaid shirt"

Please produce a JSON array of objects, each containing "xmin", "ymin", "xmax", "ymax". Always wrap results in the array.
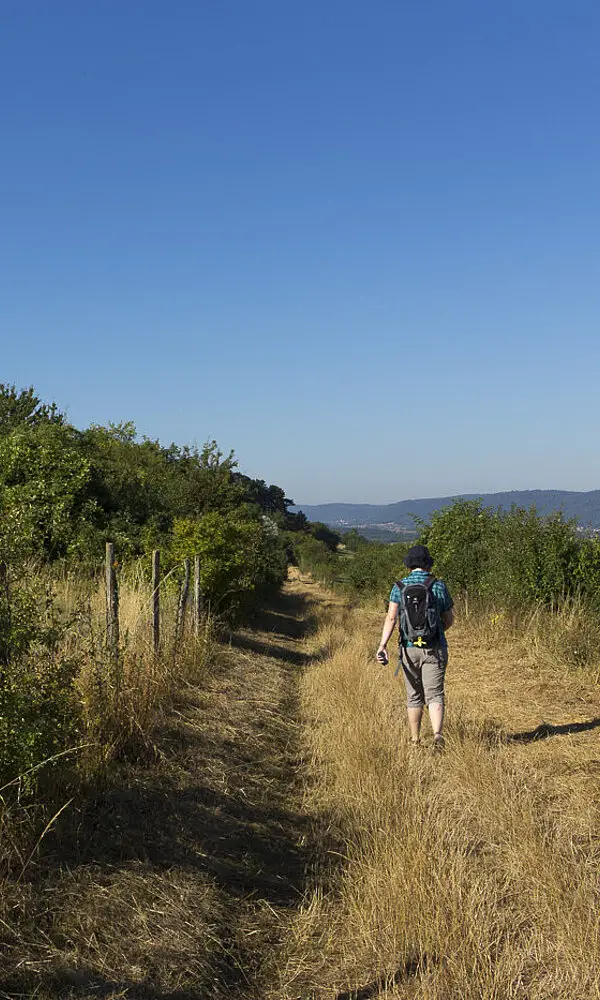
[{"xmin": 390, "ymin": 570, "xmax": 453, "ymax": 649}]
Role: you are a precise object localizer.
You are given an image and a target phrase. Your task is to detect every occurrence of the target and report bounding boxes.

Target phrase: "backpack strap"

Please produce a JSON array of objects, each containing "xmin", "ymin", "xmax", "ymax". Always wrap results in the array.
[{"xmin": 424, "ymin": 575, "xmax": 437, "ymax": 590}]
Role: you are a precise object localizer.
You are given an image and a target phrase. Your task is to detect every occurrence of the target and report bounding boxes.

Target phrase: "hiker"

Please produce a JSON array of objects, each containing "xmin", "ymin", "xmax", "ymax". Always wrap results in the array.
[{"xmin": 376, "ymin": 544, "xmax": 454, "ymax": 748}]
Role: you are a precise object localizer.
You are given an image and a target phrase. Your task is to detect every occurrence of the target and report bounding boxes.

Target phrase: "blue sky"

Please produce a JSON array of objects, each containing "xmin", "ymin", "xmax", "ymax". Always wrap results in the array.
[{"xmin": 2, "ymin": 1, "xmax": 599, "ymax": 504}]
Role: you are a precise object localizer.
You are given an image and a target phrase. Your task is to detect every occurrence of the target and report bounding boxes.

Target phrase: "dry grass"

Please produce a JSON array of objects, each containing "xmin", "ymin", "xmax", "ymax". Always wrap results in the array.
[
  {"xmin": 269, "ymin": 591, "xmax": 600, "ymax": 999},
  {"xmin": 2, "ymin": 570, "xmax": 600, "ymax": 998},
  {"xmin": 53, "ymin": 563, "xmax": 215, "ymax": 763},
  {"xmin": 0, "ymin": 572, "xmax": 317, "ymax": 998}
]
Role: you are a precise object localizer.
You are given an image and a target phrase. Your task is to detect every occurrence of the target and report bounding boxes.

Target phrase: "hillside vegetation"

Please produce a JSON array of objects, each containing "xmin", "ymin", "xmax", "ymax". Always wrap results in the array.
[{"xmin": 0, "ymin": 382, "xmax": 330, "ymax": 789}]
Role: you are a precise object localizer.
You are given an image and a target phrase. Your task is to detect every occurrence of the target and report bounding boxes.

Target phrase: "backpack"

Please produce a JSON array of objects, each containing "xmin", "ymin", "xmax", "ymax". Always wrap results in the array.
[{"xmin": 396, "ymin": 575, "xmax": 441, "ymax": 648}]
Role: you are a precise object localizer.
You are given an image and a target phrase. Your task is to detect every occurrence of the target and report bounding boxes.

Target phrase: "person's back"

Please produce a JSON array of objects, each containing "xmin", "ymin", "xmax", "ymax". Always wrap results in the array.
[{"xmin": 377, "ymin": 545, "xmax": 454, "ymax": 748}]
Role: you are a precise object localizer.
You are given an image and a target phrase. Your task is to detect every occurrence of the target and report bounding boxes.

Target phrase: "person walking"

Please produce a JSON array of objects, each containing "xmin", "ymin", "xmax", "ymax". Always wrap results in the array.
[{"xmin": 377, "ymin": 544, "xmax": 454, "ymax": 749}]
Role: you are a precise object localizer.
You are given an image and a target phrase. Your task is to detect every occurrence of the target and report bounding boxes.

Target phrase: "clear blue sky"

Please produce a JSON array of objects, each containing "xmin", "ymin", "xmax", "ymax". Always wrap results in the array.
[{"xmin": 2, "ymin": 1, "xmax": 599, "ymax": 504}]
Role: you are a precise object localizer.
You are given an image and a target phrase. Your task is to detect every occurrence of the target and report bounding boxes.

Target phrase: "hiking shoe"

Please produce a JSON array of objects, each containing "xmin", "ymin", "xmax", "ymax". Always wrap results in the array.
[{"xmin": 432, "ymin": 734, "xmax": 445, "ymax": 753}]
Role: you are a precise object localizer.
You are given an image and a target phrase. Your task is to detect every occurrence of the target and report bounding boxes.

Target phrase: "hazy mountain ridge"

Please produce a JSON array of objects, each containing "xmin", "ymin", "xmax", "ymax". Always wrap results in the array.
[{"xmin": 293, "ymin": 490, "xmax": 600, "ymax": 531}]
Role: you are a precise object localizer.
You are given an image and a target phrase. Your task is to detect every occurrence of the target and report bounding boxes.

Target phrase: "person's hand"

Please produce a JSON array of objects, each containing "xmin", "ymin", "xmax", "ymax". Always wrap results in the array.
[{"xmin": 376, "ymin": 647, "xmax": 389, "ymax": 665}]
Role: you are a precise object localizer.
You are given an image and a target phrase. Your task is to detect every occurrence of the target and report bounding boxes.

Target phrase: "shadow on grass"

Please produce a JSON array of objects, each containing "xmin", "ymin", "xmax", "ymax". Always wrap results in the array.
[
  {"xmin": 0, "ymin": 968, "xmax": 202, "ymax": 1000},
  {"xmin": 245, "ymin": 587, "xmax": 318, "ymax": 639},
  {"xmin": 335, "ymin": 955, "xmax": 433, "ymax": 1000},
  {"xmin": 226, "ymin": 586, "xmax": 322, "ymax": 666},
  {"xmin": 508, "ymin": 717, "xmax": 600, "ymax": 743},
  {"xmin": 226, "ymin": 630, "xmax": 324, "ymax": 667}
]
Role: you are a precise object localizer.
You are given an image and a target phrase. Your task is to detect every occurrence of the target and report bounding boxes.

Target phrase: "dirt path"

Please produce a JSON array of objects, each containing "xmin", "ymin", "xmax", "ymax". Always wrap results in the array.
[{"xmin": 1, "ymin": 574, "xmax": 325, "ymax": 1000}]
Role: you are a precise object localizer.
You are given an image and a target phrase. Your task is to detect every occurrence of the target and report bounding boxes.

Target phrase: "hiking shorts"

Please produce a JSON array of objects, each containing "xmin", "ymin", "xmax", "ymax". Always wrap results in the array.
[{"xmin": 398, "ymin": 646, "xmax": 447, "ymax": 708}]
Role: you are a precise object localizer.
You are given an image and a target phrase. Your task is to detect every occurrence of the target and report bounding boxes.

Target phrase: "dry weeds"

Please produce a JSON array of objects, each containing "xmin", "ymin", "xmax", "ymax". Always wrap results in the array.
[
  {"xmin": 2, "ymin": 572, "xmax": 599, "ymax": 998},
  {"xmin": 0, "ymin": 573, "xmax": 318, "ymax": 998},
  {"xmin": 268, "ymin": 588, "xmax": 600, "ymax": 999}
]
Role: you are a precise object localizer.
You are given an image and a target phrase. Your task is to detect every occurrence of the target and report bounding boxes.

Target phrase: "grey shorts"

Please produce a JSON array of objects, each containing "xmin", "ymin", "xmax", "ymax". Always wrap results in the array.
[{"xmin": 398, "ymin": 646, "xmax": 447, "ymax": 708}]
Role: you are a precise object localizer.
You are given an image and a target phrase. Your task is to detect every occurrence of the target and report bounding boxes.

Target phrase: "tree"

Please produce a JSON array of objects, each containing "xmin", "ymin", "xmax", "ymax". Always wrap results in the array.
[
  {"xmin": 309, "ymin": 521, "xmax": 341, "ymax": 551},
  {"xmin": 233, "ymin": 475, "xmax": 294, "ymax": 516},
  {"xmin": 0, "ymin": 421, "xmax": 92, "ymax": 560},
  {"xmin": 0, "ymin": 383, "xmax": 63, "ymax": 436}
]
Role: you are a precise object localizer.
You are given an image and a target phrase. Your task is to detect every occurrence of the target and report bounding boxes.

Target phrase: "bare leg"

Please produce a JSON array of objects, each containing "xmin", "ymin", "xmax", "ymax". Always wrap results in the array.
[
  {"xmin": 428, "ymin": 701, "xmax": 444, "ymax": 739},
  {"xmin": 407, "ymin": 706, "xmax": 423, "ymax": 742}
]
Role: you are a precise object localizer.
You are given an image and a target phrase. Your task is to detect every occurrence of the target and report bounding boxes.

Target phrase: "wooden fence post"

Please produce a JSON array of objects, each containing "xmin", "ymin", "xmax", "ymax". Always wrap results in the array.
[
  {"xmin": 193, "ymin": 555, "xmax": 203, "ymax": 637},
  {"xmin": 175, "ymin": 557, "xmax": 191, "ymax": 647},
  {"xmin": 105, "ymin": 542, "xmax": 119, "ymax": 665},
  {"xmin": 152, "ymin": 549, "xmax": 160, "ymax": 654}
]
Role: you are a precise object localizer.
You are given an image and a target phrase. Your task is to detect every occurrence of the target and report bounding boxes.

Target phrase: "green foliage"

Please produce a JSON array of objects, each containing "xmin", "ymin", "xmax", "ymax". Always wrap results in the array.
[
  {"xmin": 0, "ymin": 571, "xmax": 80, "ymax": 787},
  {"xmin": 308, "ymin": 521, "xmax": 341, "ymax": 551},
  {"xmin": 418, "ymin": 499, "xmax": 495, "ymax": 595},
  {"xmin": 0, "ymin": 383, "xmax": 64, "ymax": 436},
  {"xmin": 341, "ymin": 529, "xmax": 370, "ymax": 551},
  {"xmin": 170, "ymin": 509, "xmax": 287, "ymax": 613},
  {"xmin": 421, "ymin": 498, "xmax": 596, "ymax": 610},
  {"xmin": 282, "ymin": 510, "xmax": 308, "ymax": 532},
  {"xmin": 574, "ymin": 536, "xmax": 600, "ymax": 608},
  {"xmin": 340, "ymin": 541, "xmax": 410, "ymax": 600},
  {"xmin": 293, "ymin": 535, "xmax": 339, "ymax": 587},
  {"xmin": 233, "ymin": 475, "xmax": 293, "ymax": 516},
  {"xmin": 0, "ymin": 421, "xmax": 93, "ymax": 561}
]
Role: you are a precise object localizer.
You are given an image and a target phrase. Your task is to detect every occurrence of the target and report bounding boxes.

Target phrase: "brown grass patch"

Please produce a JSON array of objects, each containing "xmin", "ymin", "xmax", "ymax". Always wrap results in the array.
[
  {"xmin": 0, "ymin": 576, "xmax": 318, "ymax": 998},
  {"xmin": 268, "ymin": 598, "xmax": 600, "ymax": 999}
]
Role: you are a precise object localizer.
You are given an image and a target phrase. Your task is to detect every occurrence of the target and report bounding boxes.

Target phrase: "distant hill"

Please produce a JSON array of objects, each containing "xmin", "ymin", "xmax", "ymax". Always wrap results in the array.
[{"xmin": 293, "ymin": 490, "xmax": 600, "ymax": 534}]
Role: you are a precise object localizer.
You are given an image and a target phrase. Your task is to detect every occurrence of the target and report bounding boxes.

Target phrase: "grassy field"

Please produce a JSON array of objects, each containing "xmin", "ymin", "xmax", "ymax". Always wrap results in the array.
[
  {"xmin": 1, "ymin": 570, "xmax": 599, "ymax": 998},
  {"xmin": 270, "ymin": 577, "xmax": 600, "ymax": 999}
]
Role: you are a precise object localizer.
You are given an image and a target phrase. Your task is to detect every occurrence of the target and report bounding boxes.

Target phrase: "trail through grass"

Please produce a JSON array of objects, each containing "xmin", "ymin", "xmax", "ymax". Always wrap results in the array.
[
  {"xmin": 0, "ymin": 572, "xmax": 340, "ymax": 999},
  {"xmin": 2, "ymin": 573, "xmax": 599, "ymax": 999}
]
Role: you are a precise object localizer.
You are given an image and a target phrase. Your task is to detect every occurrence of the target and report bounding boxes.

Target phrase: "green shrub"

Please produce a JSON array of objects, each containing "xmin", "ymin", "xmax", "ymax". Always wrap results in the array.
[
  {"xmin": 0, "ymin": 572, "xmax": 80, "ymax": 788},
  {"xmin": 170, "ymin": 509, "xmax": 287, "ymax": 614},
  {"xmin": 340, "ymin": 541, "xmax": 410, "ymax": 602},
  {"xmin": 421, "ymin": 499, "xmax": 598, "ymax": 611},
  {"xmin": 293, "ymin": 535, "xmax": 338, "ymax": 587}
]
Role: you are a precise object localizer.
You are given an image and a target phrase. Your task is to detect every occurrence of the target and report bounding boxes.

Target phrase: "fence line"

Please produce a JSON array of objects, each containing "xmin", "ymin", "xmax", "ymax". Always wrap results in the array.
[
  {"xmin": 193, "ymin": 555, "xmax": 202, "ymax": 637},
  {"xmin": 104, "ymin": 545, "xmax": 203, "ymax": 658}
]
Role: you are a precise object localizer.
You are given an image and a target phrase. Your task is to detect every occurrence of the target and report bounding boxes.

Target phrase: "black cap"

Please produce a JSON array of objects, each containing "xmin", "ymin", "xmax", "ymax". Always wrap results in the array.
[{"xmin": 403, "ymin": 544, "xmax": 433, "ymax": 570}]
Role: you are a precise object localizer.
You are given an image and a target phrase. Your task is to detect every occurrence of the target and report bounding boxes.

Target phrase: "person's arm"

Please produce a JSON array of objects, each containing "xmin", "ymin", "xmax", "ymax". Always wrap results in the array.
[
  {"xmin": 378, "ymin": 601, "xmax": 399, "ymax": 654},
  {"xmin": 442, "ymin": 608, "xmax": 454, "ymax": 630}
]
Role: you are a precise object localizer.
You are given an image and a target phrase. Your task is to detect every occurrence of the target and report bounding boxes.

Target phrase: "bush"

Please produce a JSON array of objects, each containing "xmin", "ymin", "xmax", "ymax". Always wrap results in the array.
[
  {"xmin": 340, "ymin": 541, "xmax": 410, "ymax": 602},
  {"xmin": 170, "ymin": 509, "xmax": 287, "ymax": 615},
  {"xmin": 421, "ymin": 499, "xmax": 599, "ymax": 611},
  {"xmin": 293, "ymin": 535, "xmax": 339, "ymax": 587},
  {"xmin": 0, "ymin": 570, "xmax": 80, "ymax": 788}
]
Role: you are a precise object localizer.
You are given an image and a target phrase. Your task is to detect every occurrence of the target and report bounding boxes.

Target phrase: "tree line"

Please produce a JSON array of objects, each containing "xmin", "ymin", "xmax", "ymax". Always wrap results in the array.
[{"xmin": 0, "ymin": 382, "xmax": 324, "ymax": 608}]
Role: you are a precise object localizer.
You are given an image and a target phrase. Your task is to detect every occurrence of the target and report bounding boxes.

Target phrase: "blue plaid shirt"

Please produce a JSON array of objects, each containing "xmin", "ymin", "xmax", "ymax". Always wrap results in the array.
[{"xmin": 390, "ymin": 571, "xmax": 453, "ymax": 650}]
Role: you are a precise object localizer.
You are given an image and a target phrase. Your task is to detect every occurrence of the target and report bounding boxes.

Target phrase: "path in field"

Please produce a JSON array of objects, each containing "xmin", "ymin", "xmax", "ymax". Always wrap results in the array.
[{"xmin": 2, "ymin": 573, "xmax": 333, "ymax": 1000}]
